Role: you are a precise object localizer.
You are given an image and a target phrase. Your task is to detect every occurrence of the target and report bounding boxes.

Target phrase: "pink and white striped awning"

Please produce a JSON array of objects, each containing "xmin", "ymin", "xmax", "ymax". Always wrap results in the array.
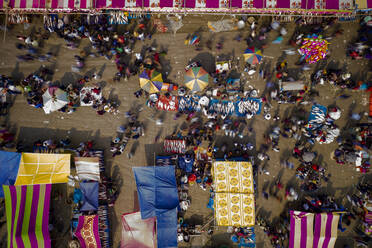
[
  {"xmin": 0, "ymin": 0, "xmax": 92, "ymax": 9},
  {"xmin": 1, "ymin": 0, "xmax": 369, "ymax": 12}
]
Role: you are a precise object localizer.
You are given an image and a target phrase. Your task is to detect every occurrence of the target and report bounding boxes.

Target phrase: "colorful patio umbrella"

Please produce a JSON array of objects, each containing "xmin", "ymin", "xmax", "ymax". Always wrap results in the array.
[
  {"xmin": 42, "ymin": 86, "xmax": 68, "ymax": 114},
  {"xmin": 243, "ymin": 47, "xmax": 263, "ymax": 65},
  {"xmin": 139, "ymin": 69, "xmax": 164, "ymax": 94},
  {"xmin": 184, "ymin": 67, "xmax": 209, "ymax": 92}
]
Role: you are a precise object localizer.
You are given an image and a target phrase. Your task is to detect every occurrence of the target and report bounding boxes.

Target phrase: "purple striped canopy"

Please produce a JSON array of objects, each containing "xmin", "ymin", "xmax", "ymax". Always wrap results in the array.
[
  {"xmin": 3, "ymin": 184, "xmax": 51, "ymax": 248},
  {"xmin": 289, "ymin": 211, "xmax": 340, "ymax": 248}
]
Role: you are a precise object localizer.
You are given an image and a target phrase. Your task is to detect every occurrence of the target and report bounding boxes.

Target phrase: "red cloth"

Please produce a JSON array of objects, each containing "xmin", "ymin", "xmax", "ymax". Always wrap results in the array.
[
  {"xmin": 350, "ymin": 51, "xmax": 358, "ymax": 58},
  {"xmin": 277, "ymin": 182, "xmax": 283, "ymax": 189},
  {"xmin": 87, "ymin": 141, "xmax": 93, "ymax": 149},
  {"xmin": 154, "ymin": 53, "xmax": 160, "ymax": 63},
  {"xmin": 188, "ymin": 174, "xmax": 196, "ymax": 182},
  {"xmin": 294, "ymin": 147, "xmax": 301, "ymax": 155}
]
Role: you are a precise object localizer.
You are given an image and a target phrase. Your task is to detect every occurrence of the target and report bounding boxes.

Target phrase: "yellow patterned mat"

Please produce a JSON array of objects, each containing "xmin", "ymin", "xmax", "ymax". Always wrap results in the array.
[
  {"xmin": 212, "ymin": 161, "xmax": 253, "ymax": 193},
  {"xmin": 212, "ymin": 161, "xmax": 255, "ymax": 227}
]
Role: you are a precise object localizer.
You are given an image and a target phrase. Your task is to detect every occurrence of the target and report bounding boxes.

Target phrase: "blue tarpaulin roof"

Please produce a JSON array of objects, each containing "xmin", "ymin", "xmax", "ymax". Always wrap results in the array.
[
  {"xmin": 80, "ymin": 182, "xmax": 99, "ymax": 211},
  {"xmin": 133, "ymin": 165, "xmax": 179, "ymax": 248},
  {"xmin": 0, "ymin": 151, "xmax": 21, "ymax": 197}
]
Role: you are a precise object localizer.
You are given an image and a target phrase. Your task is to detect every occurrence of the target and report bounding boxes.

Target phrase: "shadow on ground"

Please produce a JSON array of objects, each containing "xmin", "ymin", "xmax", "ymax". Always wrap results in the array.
[{"xmin": 144, "ymin": 143, "xmax": 164, "ymax": 166}]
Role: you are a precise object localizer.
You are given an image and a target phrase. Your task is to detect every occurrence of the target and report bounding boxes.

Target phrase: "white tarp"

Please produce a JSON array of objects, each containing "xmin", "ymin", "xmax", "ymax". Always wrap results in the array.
[
  {"xmin": 280, "ymin": 81, "xmax": 305, "ymax": 91},
  {"xmin": 75, "ymin": 157, "xmax": 100, "ymax": 182}
]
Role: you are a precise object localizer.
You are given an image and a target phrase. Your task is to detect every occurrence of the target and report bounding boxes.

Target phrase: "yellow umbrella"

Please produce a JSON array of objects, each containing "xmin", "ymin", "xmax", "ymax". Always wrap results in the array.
[{"xmin": 139, "ymin": 69, "xmax": 164, "ymax": 94}]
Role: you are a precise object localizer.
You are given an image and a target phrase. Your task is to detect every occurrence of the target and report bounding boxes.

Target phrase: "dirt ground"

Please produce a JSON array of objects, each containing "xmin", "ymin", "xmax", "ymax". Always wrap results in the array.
[{"xmin": 0, "ymin": 15, "xmax": 371, "ymax": 248}]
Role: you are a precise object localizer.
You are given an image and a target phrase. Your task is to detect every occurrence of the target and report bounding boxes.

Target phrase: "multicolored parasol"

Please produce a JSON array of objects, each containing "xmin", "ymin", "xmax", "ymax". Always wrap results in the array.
[
  {"xmin": 184, "ymin": 67, "xmax": 209, "ymax": 92},
  {"xmin": 243, "ymin": 47, "xmax": 263, "ymax": 65},
  {"xmin": 299, "ymin": 35, "xmax": 329, "ymax": 64},
  {"xmin": 139, "ymin": 69, "xmax": 164, "ymax": 94}
]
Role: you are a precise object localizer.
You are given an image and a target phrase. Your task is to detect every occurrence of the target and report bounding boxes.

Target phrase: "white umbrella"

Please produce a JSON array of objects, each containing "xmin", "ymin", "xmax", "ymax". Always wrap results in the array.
[
  {"xmin": 329, "ymin": 108, "xmax": 341, "ymax": 120},
  {"xmin": 42, "ymin": 87, "xmax": 68, "ymax": 114},
  {"xmin": 302, "ymin": 152, "xmax": 316, "ymax": 162},
  {"xmin": 199, "ymin": 96, "xmax": 210, "ymax": 106}
]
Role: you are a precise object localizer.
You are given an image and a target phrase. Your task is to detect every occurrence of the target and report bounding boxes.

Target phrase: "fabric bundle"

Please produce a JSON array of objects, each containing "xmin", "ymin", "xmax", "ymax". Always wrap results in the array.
[{"xmin": 164, "ymin": 139, "xmax": 186, "ymax": 154}]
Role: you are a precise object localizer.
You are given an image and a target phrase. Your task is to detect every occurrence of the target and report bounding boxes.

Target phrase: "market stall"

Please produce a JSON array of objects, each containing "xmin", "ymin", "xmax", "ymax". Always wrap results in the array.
[
  {"xmin": 289, "ymin": 211, "xmax": 341, "ymax": 248},
  {"xmin": 3, "ymin": 184, "xmax": 52, "ymax": 248},
  {"xmin": 15, "ymin": 153, "xmax": 71, "ymax": 185},
  {"xmin": 279, "ymin": 81, "xmax": 306, "ymax": 92},
  {"xmin": 75, "ymin": 157, "xmax": 101, "ymax": 182},
  {"xmin": 0, "ymin": 0, "xmax": 361, "ymax": 14},
  {"xmin": 79, "ymin": 87, "xmax": 103, "ymax": 107},
  {"xmin": 212, "ymin": 161, "xmax": 255, "ymax": 227},
  {"xmin": 164, "ymin": 139, "xmax": 186, "ymax": 154},
  {"xmin": 121, "ymin": 212, "xmax": 157, "ymax": 248},
  {"xmin": 0, "ymin": 150, "xmax": 21, "ymax": 197},
  {"xmin": 42, "ymin": 86, "xmax": 68, "ymax": 114},
  {"xmin": 73, "ymin": 149, "xmax": 112, "ymax": 248},
  {"xmin": 133, "ymin": 165, "xmax": 179, "ymax": 248},
  {"xmin": 74, "ymin": 215, "xmax": 102, "ymax": 248}
]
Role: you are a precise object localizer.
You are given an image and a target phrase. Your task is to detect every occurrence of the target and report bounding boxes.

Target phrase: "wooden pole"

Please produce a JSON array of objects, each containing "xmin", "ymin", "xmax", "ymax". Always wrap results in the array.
[{"xmin": 200, "ymin": 216, "xmax": 214, "ymax": 231}]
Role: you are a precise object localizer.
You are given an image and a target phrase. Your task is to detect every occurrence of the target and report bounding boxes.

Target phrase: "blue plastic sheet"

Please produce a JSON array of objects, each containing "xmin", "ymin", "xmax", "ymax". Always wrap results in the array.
[
  {"xmin": 80, "ymin": 182, "xmax": 99, "ymax": 211},
  {"xmin": 73, "ymin": 188, "xmax": 83, "ymax": 203},
  {"xmin": 133, "ymin": 166, "xmax": 179, "ymax": 248},
  {"xmin": 0, "ymin": 151, "xmax": 21, "ymax": 197},
  {"xmin": 157, "ymin": 208, "xmax": 178, "ymax": 248},
  {"xmin": 207, "ymin": 197, "xmax": 214, "ymax": 210}
]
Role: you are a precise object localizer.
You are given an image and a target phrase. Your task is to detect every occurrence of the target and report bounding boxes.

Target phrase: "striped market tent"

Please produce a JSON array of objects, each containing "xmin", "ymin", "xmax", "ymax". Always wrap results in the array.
[
  {"xmin": 0, "ymin": 0, "xmax": 367, "ymax": 12},
  {"xmin": 3, "ymin": 184, "xmax": 52, "ymax": 248},
  {"xmin": 289, "ymin": 211, "xmax": 341, "ymax": 248}
]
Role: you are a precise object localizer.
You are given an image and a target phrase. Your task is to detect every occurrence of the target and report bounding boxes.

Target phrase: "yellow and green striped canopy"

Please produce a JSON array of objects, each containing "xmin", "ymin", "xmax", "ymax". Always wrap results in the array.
[{"xmin": 3, "ymin": 184, "xmax": 52, "ymax": 248}]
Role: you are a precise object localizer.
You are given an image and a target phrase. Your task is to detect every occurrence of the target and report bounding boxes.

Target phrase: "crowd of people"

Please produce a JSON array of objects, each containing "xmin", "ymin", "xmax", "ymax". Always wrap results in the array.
[
  {"xmin": 110, "ymin": 111, "xmax": 144, "ymax": 157},
  {"xmin": 347, "ymin": 182, "xmax": 372, "ymax": 246},
  {"xmin": 0, "ymin": 11, "xmax": 370, "ymax": 248}
]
